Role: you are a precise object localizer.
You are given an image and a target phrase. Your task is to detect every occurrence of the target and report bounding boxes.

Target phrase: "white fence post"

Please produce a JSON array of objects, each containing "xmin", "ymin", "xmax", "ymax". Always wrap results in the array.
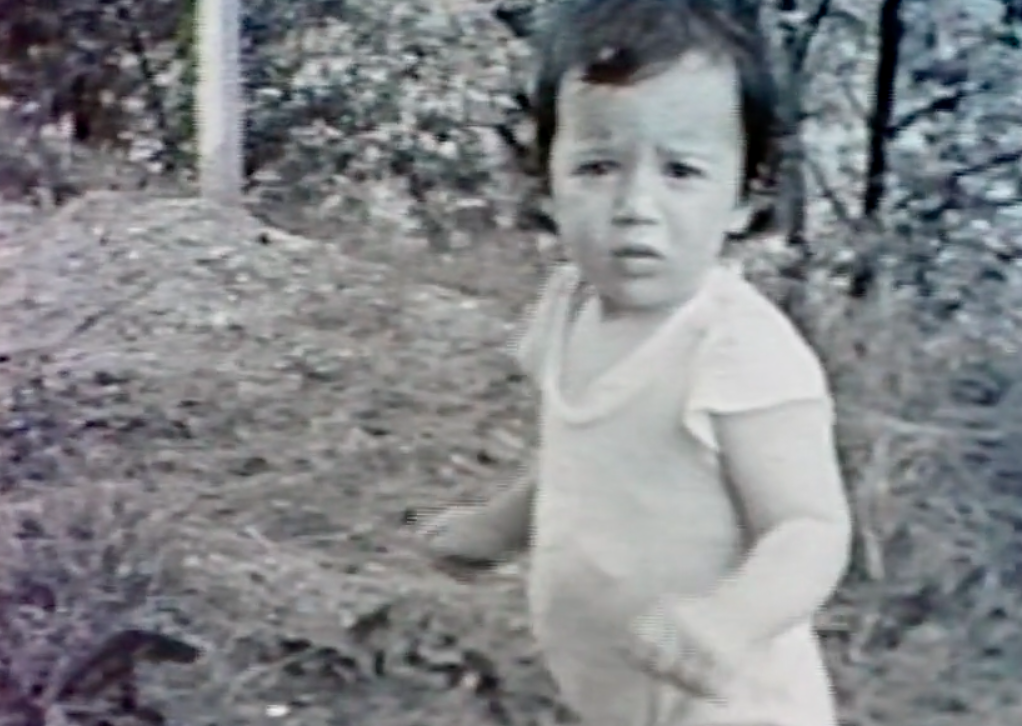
[{"xmin": 196, "ymin": 0, "xmax": 244, "ymax": 206}]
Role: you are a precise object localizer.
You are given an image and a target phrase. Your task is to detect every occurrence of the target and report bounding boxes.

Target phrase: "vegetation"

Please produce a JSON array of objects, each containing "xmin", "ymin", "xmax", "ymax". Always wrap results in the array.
[{"xmin": 2, "ymin": 0, "xmax": 1022, "ymax": 723}]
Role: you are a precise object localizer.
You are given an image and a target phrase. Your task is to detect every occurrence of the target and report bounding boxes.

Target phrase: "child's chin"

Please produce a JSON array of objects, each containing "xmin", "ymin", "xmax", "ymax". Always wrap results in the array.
[
  {"xmin": 603, "ymin": 278, "xmax": 684, "ymax": 312},
  {"xmin": 611, "ymin": 255, "xmax": 664, "ymax": 277}
]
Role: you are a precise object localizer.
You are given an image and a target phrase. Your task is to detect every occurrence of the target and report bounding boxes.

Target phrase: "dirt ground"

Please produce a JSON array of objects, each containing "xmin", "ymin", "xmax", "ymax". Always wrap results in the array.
[{"xmin": 1, "ymin": 192, "xmax": 1019, "ymax": 726}]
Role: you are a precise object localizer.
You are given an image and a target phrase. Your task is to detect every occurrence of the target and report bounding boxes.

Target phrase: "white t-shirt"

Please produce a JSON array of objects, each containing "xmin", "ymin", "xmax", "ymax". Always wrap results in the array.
[{"xmin": 512, "ymin": 264, "xmax": 839, "ymax": 726}]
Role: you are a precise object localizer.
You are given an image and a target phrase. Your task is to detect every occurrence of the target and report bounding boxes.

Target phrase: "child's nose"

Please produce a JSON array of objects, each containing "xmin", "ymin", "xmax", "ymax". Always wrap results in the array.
[{"xmin": 612, "ymin": 167, "xmax": 659, "ymax": 226}]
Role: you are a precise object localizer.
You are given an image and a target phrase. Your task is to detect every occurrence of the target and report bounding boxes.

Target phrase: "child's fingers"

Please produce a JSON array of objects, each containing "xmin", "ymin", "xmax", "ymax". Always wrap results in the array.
[
  {"xmin": 428, "ymin": 552, "xmax": 497, "ymax": 583},
  {"xmin": 628, "ymin": 648, "xmax": 723, "ymax": 700},
  {"xmin": 624, "ymin": 623, "xmax": 673, "ymax": 676},
  {"xmin": 624, "ymin": 611, "xmax": 729, "ymax": 700},
  {"xmin": 408, "ymin": 504, "xmax": 500, "ymax": 582},
  {"xmin": 431, "ymin": 558, "xmax": 481, "ymax": 583},
  {"xmin": 412, "ymin": 505, "xmax": 471, "ymax": 541},
  {"xmin": 406, "ymin": 506, "xmax": 446, "ymax": 537}
]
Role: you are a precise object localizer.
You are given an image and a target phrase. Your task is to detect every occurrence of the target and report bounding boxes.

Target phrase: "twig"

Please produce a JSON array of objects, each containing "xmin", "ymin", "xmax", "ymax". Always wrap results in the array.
[
  {"xmin": 888, "ymin": 87, "xmax": 971, "ymax": 136},
  {"xmin": 788, "ymin": 0, "xmax": 834, "ymax": 72},
  {"xmin": 222, "ymin": 650, "xmax": 319, "ymax": 705},
  {"xmin": 805, "ymin": 155, "xmax": 860, "ymax": 229},
  {"xmin": 0, "ymin": 279, "xmax": 159, "ymax": 363},
  {"xmin": 953, "ymin": 146, "xmax": 1022, "ymax": 179}
]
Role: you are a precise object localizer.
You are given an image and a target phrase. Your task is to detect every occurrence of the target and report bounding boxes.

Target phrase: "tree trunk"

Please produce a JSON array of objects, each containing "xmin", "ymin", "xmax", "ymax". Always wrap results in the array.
[{"xmin": 863, "ymin": 0, "xmax": 903, "ymax": 217}]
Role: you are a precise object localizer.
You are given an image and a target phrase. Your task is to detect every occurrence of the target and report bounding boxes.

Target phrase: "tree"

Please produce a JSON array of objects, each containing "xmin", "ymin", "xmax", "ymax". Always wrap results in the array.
[
  {"xmin": 196, "ymin": 0, "xmax": 244, "ymax": 206},
  {"xmin": 863, "ymin": 0, "xmax": 903, "ymax": 217}
]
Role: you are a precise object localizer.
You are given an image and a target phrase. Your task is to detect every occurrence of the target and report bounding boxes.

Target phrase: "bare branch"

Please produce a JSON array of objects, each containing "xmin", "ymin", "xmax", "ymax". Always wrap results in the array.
[
  {"xmin": 836, "ymin": 74, "xmax": 870, "ymax": 119},
  {"xmin": 953, "ymin": 147, "xmax": 1022, "ymax": 179},
  {"xmin": 888, "ymin": 87, "xmax": 972, "ymax": 137},
  {"xmin": 789, "ymin": 0, "xmax": 834, "ymax": 72},
  {"xmin": 806, "ymin": 155, "xmax": 859, "ymax": 229}
]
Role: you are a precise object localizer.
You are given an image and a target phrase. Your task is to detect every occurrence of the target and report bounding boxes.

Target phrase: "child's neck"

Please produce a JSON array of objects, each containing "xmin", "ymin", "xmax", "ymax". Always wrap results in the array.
[
  {"xmin": 594, "ymin": 294, "xmax": 688, "ymax": 325},
  {"xmin": 594, "ymin": 276, "xmax": 712, "ymax": 324}
]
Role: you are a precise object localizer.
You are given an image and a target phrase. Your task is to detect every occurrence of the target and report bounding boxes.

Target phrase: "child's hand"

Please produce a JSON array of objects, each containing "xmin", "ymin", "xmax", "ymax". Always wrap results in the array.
[
  {"xmin": 416, "ymin": 506, "xmax": 501, "ymax": 582},
  {"xmin": 624, "ymin": 598, "xmax": 746, "ymax": 701}
]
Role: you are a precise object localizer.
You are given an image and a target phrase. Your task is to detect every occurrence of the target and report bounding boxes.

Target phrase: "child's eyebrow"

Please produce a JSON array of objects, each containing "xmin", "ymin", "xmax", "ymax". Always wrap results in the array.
[
  {"xmin": 565, "ymin": 139, "xmax": 722, "ymax": 160},
  {"xmin": 657, "ymin": 143, "xmax": 717, "ymax": 160},
  {"xmin": 572, "ymin": 139, "xmax": 617, "ymax": 150},
  {"xmin": 561, "ymin": 137, "xmax": 620, "ymax": 154}
]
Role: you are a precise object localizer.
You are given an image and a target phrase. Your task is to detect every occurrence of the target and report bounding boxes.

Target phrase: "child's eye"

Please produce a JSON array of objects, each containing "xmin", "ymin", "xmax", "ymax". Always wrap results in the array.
[
  {"xmin": 575, "ymin": 160, "xmax": 617, "ymax": 177},
  {"xmin": 663, "ymin": 161, "xmax": 700, "ymax": 179}
]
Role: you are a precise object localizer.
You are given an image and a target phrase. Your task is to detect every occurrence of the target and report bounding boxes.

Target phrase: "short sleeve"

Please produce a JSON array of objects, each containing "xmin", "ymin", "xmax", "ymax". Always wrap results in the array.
[
  {"xmin": 682, "ymin": 285, "xmax": 833, "ymax": 452},
  {"xmin": 506, "ymin": 264, "xmax": 577, "ymax": 382}
]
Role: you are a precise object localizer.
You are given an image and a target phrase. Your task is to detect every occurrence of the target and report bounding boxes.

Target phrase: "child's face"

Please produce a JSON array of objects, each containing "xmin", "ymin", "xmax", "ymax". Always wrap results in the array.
[{"xmin": 550, "ymin": 51, "xmax": 750, "ymax": 313}]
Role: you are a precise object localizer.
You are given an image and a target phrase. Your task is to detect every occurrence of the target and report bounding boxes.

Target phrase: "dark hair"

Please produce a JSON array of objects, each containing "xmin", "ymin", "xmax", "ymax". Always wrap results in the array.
[{"xmin": 531, "ymin": 0, "xmax": 783, "ymax": 200}]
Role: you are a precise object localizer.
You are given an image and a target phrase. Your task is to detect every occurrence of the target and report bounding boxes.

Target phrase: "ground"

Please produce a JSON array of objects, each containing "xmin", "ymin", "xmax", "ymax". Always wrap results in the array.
[{"xmin": 1, "ymin": 191, "xmax": 1019, "ymax": 726}]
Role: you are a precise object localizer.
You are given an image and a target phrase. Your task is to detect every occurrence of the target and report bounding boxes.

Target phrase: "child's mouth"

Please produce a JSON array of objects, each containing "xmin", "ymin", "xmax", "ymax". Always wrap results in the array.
[
  {"xmin": 610, "ymin": 245, "xmax": 663, "ymax": 276},
  {"xmin": 611, "ymin": 245, "xmax": 663, "ymax": 261}
]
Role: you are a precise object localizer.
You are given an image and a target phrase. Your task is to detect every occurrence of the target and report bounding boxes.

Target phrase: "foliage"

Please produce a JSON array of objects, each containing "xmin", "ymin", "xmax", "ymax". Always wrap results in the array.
[{"xmin": 6, "ymin": 0, "xmax": 1022, "ymax": 304}]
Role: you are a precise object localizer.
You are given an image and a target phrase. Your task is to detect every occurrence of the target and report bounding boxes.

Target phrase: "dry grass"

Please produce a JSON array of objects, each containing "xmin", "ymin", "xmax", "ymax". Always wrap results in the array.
[
  {"xmin": 2, "ymin": 193, "xmax": 1020, "ymax": 725},
  {"xmin": 0, "ymin": 480, "xmax": 201, "ymax": 725}
]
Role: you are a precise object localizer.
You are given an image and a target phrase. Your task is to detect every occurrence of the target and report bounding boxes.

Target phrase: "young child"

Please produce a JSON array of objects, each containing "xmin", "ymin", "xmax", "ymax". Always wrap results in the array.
[{"xmin": 419, "ymin": 1, "xmax": 853, "ymax": 724}]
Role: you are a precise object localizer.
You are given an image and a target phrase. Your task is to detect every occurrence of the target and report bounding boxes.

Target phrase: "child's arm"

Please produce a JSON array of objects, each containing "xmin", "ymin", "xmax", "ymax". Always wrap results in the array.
[
  {"xmin": 422, "ymin": 463, "xmax": 536, "ymax": 567},
  {"xmin": 627, "ymin": 399, "xmax": 849, "ymax": 696},
  {"xmin": 627, "ymin": 287, "xmax": 851, "ymax": 694},
  {"xmin": 699, "ymin": 398, "xmax": 851, "ymax": 643},
  {"xmin": 423, "ymin": 265, "xmax": 569, "ymax": 571},
  {"xmin": 466, "ymin": 465, "xmax": 537, "ymax": 558}
]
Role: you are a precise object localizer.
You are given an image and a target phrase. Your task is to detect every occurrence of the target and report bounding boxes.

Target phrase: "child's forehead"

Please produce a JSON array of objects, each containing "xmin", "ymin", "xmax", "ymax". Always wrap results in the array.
[{"xmin": 556, "ymin": 52, "xmax": 741, "ymax": 140}]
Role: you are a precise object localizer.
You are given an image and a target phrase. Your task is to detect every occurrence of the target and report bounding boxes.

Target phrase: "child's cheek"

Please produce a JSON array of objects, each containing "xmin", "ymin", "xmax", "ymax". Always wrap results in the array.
[
  {"xmin": 555, "ymin": 196, "xmax": 608, "ymax": 263},
  {"xmin": 555, "ymin": 181, "xmax": 610, "ymax": 229}
]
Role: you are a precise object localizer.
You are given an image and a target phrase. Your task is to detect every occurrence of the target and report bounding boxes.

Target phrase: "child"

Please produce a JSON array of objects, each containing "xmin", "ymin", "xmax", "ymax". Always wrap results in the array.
[{"xmin": 419, "ymin": 1, "xmax": 852, "ymax": 724}]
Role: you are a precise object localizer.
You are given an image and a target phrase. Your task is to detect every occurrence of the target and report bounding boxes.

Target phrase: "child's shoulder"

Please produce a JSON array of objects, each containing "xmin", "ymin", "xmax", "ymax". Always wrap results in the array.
[
  {"xmin": 707, "ymin": 267, "xmax": 817, "ymax": 359},
  {"xmin": 510, "ymin": 264, "xmax": 581, "ymax": 380},
  {"xmin": 687, "ymin": 267, "xmax": 832, "ymax": 414}
]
